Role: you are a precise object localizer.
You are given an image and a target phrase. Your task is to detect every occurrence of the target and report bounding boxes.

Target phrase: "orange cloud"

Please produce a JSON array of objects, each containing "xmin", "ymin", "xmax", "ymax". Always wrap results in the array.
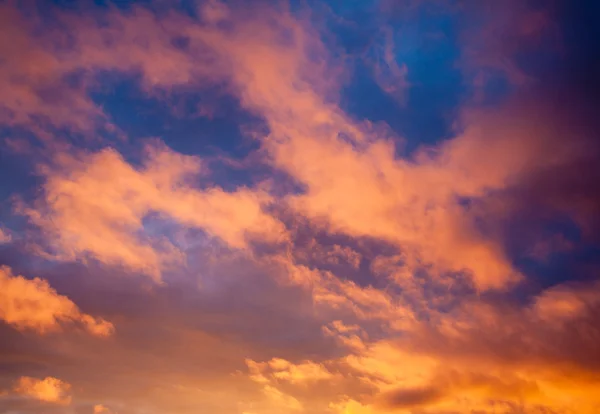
[
  {"xmin": 13, "ymin": 376, "xmax": 72, "ymax": 405},
  {"xmin": 533, "ymin": 281, "xmax": 600, "ymax": 325},
  {"xmin": 259, "ymin": 94, "xmax": 582, "ymax": 292},
  {"xmin": 247, "ymin": 358, "xmax": 334, "ymax": 385},
  {"xmin": 20, "ymin": 144, "xmax": 286, "ymax": 280},
  {"xmin": 94, "ymin": 404, "xmax": 113, "ymax": 413},
  {"xmin": 166, "ymin": 2, "xmax": 585, "ymax": 294},
  {"xmin": 140, "ymin": 1, "xmax": 530, "ymax": 290},
  {"xmin": 273, "ymin": 258, "xmax": 415, "ymax": 332},
  {"xmin": 325, "ymin": 336, "xmax": 600, "ymax": 413},
  {"xmin": 0, "ymin": 265, "xmax": 114, "ymax": 336}
]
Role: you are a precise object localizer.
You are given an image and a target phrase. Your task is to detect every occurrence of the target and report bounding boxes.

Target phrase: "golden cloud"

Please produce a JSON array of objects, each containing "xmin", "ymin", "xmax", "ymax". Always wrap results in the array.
[
  {"xmin": 13, "ymin": 376, "xmax": 72, "ymax": 405},
  {"xmin": 0, "ymin": 265, "xmax": 114, "ymax": 336}
]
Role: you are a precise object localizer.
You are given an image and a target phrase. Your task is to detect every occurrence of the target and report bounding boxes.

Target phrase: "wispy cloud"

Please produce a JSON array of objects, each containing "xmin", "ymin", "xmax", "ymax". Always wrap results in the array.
[{"xmin": 19, "ymin": 143, "xmax": 285, "ymax": 280}]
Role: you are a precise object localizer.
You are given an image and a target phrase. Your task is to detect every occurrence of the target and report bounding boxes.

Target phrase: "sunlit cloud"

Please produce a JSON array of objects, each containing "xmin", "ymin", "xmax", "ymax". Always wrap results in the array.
[
  {"xmin": 247, "ymin": 358, "xmax": 334, "ymax": 385},
  {"xmin": 0, "ymin": 265, "xmax": 114, "ymax": 336},
  {"xmin": 13, "ymin": 376, "xmax": 72, "ymax": 405},
  {"xmin": 93, "ymin": 404, "xmax": 114, "ymax": 414},
  {"xmin": 19, "ymin": 143, "xmax": 285, "ymax": 281}
]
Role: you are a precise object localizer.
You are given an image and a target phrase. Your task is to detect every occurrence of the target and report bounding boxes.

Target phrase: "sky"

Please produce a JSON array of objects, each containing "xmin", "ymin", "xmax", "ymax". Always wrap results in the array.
[{"xmin": 0, "ymin": 0, "xmax": 599, "ymax": 413}]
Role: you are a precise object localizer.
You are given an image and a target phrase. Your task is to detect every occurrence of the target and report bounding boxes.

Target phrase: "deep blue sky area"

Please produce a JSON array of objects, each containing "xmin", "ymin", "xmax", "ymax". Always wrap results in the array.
[
  {"xmin": 81, "ymin": 0, "xmax": 476, "ymax": 157},
  {"xmin": 38, "ymin": 0, "xmax": 567, "ymax": 158}
]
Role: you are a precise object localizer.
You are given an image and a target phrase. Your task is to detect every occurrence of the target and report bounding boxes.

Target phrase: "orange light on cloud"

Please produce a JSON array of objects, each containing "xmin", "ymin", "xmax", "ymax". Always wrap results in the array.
[
  {"xmin": 0, "ymin": 265, "xmax": 114, "ymax": 336},
  {"xmin": 13, "ymin": 376, "xmax": 72, "ymax": 405}
]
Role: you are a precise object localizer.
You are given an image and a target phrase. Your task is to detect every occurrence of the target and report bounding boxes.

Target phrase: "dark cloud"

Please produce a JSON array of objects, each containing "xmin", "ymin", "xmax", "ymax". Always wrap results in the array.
[{"xmin": 380, "ymin": 385, "xmax": 445, "ymax": 408}]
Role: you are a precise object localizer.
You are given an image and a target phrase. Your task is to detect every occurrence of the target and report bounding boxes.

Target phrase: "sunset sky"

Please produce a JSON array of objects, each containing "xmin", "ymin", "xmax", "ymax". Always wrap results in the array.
[{"xmin": 0, "ymin": 0, "xmax": 599, "ymax": 413}]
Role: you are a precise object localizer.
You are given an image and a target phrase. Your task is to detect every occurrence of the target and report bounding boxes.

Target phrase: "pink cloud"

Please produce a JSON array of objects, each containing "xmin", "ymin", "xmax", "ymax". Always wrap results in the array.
[{"xmin": 19, "ymin": 143, "xmax": 286, "ymax": 280}]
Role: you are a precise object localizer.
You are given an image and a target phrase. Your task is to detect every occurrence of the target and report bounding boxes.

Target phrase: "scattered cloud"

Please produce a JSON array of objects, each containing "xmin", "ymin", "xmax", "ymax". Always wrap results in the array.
[
  {"xmin": 93, "ymin": 404, "xmax": 113, "ymax": 414},
  {"xmin": 19, "ymin": 144, "xmax": 285, "ymax": 281},
  {"xmin": 0, "ymin": 227, "xmax": 11, "ymax": 244},
  {"xmin": 13, "ymin": 376, "xmax": 72, "ymax": 405},
  {"xmin": 0, "ymin": 265, "xmax": 114, "ymax": 336},
  {"xmin": 247, "ymin": 358, "xmax": 334, "ymax": 385}
]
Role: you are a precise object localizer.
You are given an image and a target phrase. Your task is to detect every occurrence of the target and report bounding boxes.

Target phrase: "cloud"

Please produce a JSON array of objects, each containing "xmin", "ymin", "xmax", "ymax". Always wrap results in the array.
[
  {"xmin": 19, "ymin": 143, "xmax": 286, "ymax": 280},
  {"xmin": 159, "ymin": 1, "xmax": 570, "ymax": 291},
  {"xmin": 0, "ymin": 1, "xmax": 223, "ymax": 139},
  {"xmin": 0, "ymin": 3, "xmax": 112, "ymax": 138},
  {"xmin": 370, "ymin": 27, "xmax": 409, "ymax": 105},
  {"xmin": 2, "ymin": 0, "xmax": 579, "ymax": 293},
  {"xmin": 451, "ymin": 0, "xmax": 561, "ymax": 89},
  {"xmin": 247, "ymin": 358, "xmax": 334, "ymax": 385},
  {"xmin": 0, "ymin": 265, "xmax": 114, "ymax": 336},
  {"xmin": 262, "ymin": 384, "xmax": 303, "ymax": 411},
  {"xmin": 389, "ymin": 282, "xmax": 600, "ymax": 412},
  {"xmin": 0, "ymin": 227, "xmax": 11, "ymax": 243},
  {"xmin": 13, "ymin": 376, "xmax": 72, "ymax": 405},
  {"xmin": 93, "ymin": 404, "xmax": 113, "ymax": 414},
  {"xmin": 533, "ymin": 281, "xmax": 600, "ymax": 325},
  {"xmin": 294, "ymin": 239, "xmax": 362, "ymax": 271},
  {"xmin": 262, "ymin": 82, "xmax": 596, "ymax": 292},
  {"xmin": 95, "ymin": 0, "xmax": 513, "ymax": 291},
  {"xmin": 244, "ymin": 345, "xmax": 345, "ymax": 412}
]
